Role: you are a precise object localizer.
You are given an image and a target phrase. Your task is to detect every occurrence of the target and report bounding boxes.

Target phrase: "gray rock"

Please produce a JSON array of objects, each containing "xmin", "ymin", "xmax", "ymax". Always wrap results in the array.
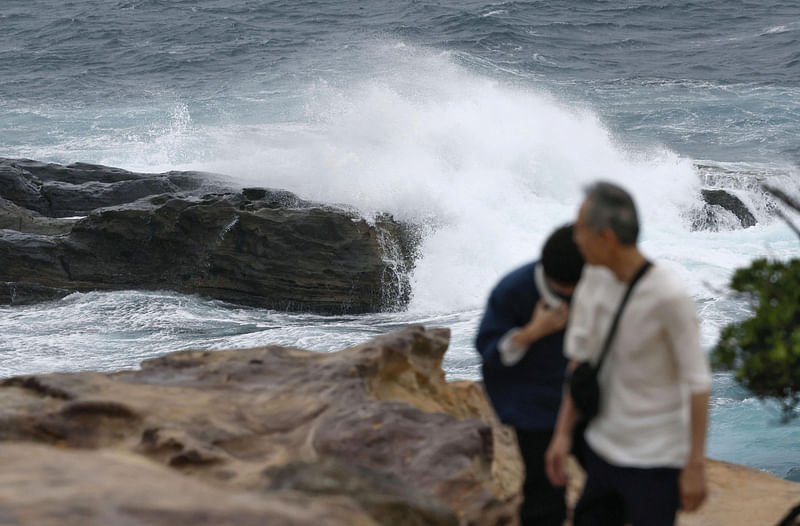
[
  {"xmin": 0, "ymin": 157, "xmax": 221, "ymax": 217},
  {"xmin": 690, "ymin": 188, "xmax": 758, "ymax": 231},
  {"xmin": 0, "ymin": 197, "xmax": 78, "ymax": 235},
  {"xmin": 0, "ymin": 158, "xmax": 417, "ymax": 313},
  {"xmin": 0, "ymin": 281, "xmax": 72, "ymax": 305},
  {"xmin": 701, "ymin": 189, "xmax": 757, "ymax": 228}
]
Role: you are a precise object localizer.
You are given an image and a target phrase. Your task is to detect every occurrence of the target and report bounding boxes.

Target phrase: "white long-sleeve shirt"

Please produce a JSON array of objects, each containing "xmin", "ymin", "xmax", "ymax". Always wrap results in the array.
[{"xmin": 566, "ymin": 264, "xmax": 711, "ymax": 468}]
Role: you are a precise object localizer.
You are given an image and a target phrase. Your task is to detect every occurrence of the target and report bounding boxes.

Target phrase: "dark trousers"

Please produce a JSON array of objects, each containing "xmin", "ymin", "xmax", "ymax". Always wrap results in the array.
[
  {"xmin": 574, "ymin": 445, "xmax": 680, "ymax": 526},
  {"xmin": 516, "ymin": 427, "xmax": 567, "ymax": 526}
]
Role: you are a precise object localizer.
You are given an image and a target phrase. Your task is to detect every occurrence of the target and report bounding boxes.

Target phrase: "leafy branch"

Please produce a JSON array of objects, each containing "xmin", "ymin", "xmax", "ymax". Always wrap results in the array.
[{"xmin": 712, "ymin": 184, "xmax": 800, "ymax": 423}]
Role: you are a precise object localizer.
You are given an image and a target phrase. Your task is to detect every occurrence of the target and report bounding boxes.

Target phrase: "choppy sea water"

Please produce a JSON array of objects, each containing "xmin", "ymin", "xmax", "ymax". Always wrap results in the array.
[{"xmin": 1, "ymin": 0, "xmax": 799, "ymax": 479}]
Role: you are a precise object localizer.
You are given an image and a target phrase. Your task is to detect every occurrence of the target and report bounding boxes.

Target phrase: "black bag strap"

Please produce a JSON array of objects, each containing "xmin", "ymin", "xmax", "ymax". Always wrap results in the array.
[{"xmin": 595, "ymin": 260, "xmax": 652, "ymax": 371}]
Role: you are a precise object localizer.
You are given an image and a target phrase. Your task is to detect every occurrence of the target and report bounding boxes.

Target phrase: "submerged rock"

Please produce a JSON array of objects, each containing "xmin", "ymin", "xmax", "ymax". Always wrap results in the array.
[{"xmin": 0, "ymin": 157, "xmax": 417, "ymax": 313}]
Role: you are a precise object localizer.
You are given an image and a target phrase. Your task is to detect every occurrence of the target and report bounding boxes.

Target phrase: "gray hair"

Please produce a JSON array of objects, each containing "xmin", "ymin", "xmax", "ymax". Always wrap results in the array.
[{"xmin": 583, "ymin": 182, "xmax": 639, "ymax": 245}]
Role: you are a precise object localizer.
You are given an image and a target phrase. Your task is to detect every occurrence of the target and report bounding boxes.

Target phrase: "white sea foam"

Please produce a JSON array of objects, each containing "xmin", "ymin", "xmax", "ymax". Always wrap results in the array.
[
  {"xmin": 41, "ymin": 44, "xmax": 797, "ymax": 321},
  {"xmin": 172, "ymin": 48, "xmax": 795, "ymax": 317}
]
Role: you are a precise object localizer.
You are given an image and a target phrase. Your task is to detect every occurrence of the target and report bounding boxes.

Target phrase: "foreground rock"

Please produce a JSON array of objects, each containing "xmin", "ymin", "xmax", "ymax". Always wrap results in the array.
[
  {"xmin": 0, "ymin": 443, "xmax": 380, "ymax": 526},
  {"xmin": 679, "ymin": 460, "xmax": 800, "ymax": 526},
  {"xmin": 0, "ymin": 326, "xmax": 520, "ymax": 526},
  {"xmin": 0, "ymin": 326, "xmax": 797, "ymax": 525},
  {"xmin": 0, "ymin": 158, "xmax": 416, "ymax": 313}
]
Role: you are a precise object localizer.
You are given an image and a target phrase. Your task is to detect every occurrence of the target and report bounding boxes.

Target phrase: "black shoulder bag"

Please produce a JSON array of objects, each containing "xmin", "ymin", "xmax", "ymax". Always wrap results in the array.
[{"xmin": 570, "ymin": 261, "xmax": 651, "ymax": 465}]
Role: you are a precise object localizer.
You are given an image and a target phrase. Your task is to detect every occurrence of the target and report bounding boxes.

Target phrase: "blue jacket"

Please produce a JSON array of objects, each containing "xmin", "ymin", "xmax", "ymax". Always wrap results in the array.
[{"xmin": 475, "ymin": 261, "xmax": 568, "ymax": 430}]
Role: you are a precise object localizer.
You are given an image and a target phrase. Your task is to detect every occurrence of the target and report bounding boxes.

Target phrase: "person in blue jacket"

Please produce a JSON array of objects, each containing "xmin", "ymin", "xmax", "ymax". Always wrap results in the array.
[{"xmin": 476, "ymin": 224, "xmax": 584, "ymax": 526}]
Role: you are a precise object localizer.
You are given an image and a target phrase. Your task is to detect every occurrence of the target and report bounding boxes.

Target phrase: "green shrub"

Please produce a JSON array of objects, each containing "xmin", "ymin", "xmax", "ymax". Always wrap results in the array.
[{"xmin": 712, "ymin": 258, "xmax": 800, "ymax": 423}]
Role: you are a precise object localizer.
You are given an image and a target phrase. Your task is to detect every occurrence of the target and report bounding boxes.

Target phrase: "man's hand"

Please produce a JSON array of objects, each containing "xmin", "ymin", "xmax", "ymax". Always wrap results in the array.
[
  {"xmin": 514, "ymin": 300, "xmax": 569, "ymax": 347},
  {"xmin": 545, "ymin": 431, "xmax": 571, "ymax": 488},
  {"xmin": 680, "ymin": 461, "xmax": 707, "ymax": 511},
  {"xmin": 530, "ymin": 299, "xmax": 569, "ymax": 335}
]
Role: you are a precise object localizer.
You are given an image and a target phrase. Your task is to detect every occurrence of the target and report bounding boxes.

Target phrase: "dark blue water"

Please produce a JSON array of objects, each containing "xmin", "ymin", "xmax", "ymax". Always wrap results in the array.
[
  {"xmin": 1, "ymin": 0, "xmax": 800, "ymax": 478},
  {"xmin": 3, "ymin": 1, "xmax": 799, "ymax": 163}
]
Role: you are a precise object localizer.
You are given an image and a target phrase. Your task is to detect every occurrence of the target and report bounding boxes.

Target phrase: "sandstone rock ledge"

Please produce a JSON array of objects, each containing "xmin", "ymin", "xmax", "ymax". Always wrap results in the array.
[{"xmin": 0, "ymin": 326, "xmax": 797, "ymax": 526}]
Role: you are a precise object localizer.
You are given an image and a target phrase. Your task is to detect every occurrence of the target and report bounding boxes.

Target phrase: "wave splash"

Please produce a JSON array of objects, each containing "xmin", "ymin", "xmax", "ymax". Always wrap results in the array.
[
  {"xmin": 15, "ymin": 44, "xmax": 797, "ymax": 314},
  {"xmin": 167, "ymin": 46, "xmax": 714, "ymax": 312}
]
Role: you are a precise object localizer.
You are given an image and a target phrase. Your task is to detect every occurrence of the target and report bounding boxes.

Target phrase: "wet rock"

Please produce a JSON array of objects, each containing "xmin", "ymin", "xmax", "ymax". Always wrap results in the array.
[
  {"xmin": 691, "ymin": 188, "xmax": 758, "ymax": 231},
  {"xmin": 0, "ymin": 197, "xmax": 78, "ymax": 235},
  {"xmin": 0, "ymin": 158, "xmax": 217, "ymax": 217},
  {"xmin": 0, "ymin": 281, "xmax": 72, "ymax": 305},
  {"xmin": 701, "ymin": 189, "xmax": 757, "ymax": 227},
  {"xmin": 0, "ymin": 157, "xmax": 416, "ymax": 313}
]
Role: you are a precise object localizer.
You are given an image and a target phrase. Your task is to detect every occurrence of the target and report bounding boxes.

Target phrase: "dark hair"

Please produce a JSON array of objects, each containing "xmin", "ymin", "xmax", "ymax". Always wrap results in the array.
[
  {"xmin": 584, "ymin": 181, "xmax": 639, "ymax": 246},
  {"xmin": 541, "ymin": 224, "xmax": 584, "ymax": 285}
]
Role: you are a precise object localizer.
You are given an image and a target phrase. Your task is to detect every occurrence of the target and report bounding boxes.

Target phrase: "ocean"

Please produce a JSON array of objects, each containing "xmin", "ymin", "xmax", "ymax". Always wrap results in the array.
[{"xmin": 1, "ymin": 0, "xmax": 799, "ymax": 479}]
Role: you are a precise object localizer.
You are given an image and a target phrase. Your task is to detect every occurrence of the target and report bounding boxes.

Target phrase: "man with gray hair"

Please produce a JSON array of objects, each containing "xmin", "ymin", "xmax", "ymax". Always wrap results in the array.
[{"xmin": 545, "ymin": 182, "xmax": 711, "ymax": 526}]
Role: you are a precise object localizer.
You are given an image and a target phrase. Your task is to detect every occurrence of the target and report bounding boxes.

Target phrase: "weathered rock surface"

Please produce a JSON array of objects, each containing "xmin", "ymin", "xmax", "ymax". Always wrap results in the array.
[
  {"xmin": 677, "ymin": 460, "xmax": 800, "ymax": 526},
  {"xmin": 0, "ymin": 326, "xmax": 519, "ymax": 526},
  {"xmin": 0, "ymin": 325, "xmax": 797, "ymax": 526},
  {"xmin": 0, "ymin": 158, "xmax": 215, "ymax": 217},
  {"xmin": 0, "ymin": 443, "xmax": 380, "ymax": 526},
  {"xmin": 0, "ymin": 158, "xmax": 416, "ymax": 312},
  {"xmin": 0, "ymin": 196, "xmax": 78, "ymax": 235}
]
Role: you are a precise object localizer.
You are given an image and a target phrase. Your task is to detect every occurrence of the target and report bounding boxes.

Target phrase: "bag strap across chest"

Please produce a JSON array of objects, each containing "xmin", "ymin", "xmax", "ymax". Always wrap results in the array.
[{"xmin": 595, "ymin": 260, "xmax": 652, "ymax": 371}]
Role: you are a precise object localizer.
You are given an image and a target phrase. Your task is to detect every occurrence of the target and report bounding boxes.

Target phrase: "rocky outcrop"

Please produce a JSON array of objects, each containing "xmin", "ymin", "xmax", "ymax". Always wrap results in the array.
[
  {"xmin": 0, "ymin": 443, "xmax": 381, "ymax": 526},
  {"xmin": 0, "ymin": 326, "xmax": 797, "ymax": 526},
  {"xmin": 689, "ymin": 188, "xmax": 758, "ymax": 231},
  {"xmin": 699, "ymin": 189, "xmax": 757, "ymax": 229},
  {"xmin": 679, "ymin": 460, "xmax": 800, "ymax": 526},
  {"xmin": 0, "ymin": 158, "xmax": 417, "ymax": 313},
  {"xmin": 0, "ymin": 326, "xmax": 519, "ymax": 526},
  {"xmin": 0, "ymin": 158, "xmax": 215, "ymax": 217},
  {"xmin": 690, "ymin": 163, "xmax": 771, "ymax": 231}
]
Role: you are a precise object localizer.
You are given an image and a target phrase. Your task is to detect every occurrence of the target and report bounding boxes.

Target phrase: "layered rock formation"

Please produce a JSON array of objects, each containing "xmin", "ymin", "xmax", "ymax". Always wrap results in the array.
[
  {"xmin": 0, "ymin": 326, "xmax": 519, "ymax": 525},
  {"xmin": 0, "ymin": 158, "xmax": 416, "ymax": 313},
  {"xmin": 0, "ymin": 326, "xmax": 797, "ymax": 525}
]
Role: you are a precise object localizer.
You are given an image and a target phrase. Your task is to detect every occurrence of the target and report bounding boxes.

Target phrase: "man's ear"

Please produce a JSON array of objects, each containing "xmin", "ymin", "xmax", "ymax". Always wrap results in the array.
[{"xmin": 599, "ymin": 228, "xmax": 620, "ymax": 249}]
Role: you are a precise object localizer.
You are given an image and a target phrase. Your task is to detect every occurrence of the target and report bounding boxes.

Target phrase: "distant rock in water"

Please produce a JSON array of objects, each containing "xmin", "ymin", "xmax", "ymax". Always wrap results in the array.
[
  {"xmin": 687, "ymin": 162, "xmax": 787, "ymax": 232},
  {"xmin": 688, "ymin": 188, "xmax": 758, "ymax": 231},
  {"xmin": 0, "ymin": 157, "xmax": 417, "ymax": 313},
  {"xmin": 701, "ymin": 189, "xmax": 757, "ymax": 228}
]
